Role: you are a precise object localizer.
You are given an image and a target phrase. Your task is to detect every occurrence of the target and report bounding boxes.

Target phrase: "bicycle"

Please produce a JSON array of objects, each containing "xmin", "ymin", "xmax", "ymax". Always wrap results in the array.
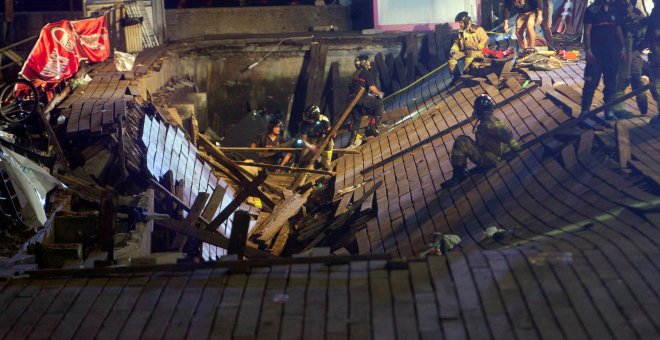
[{"xmin": 0, "ymin": 78, "xmax": 40, "ymax": 125}]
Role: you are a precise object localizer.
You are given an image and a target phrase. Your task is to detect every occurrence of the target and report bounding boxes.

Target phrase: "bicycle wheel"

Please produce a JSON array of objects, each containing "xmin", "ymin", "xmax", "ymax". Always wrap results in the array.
[{"xmin": 0, "ymin": 79, "xmax": 39, "ymax": 124}]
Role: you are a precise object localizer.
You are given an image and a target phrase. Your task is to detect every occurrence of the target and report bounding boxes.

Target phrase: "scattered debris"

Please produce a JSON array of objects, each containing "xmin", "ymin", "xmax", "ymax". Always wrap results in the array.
[{"xmin": 420, "ymin": 232, "xmax": 461, "ymax": 257}]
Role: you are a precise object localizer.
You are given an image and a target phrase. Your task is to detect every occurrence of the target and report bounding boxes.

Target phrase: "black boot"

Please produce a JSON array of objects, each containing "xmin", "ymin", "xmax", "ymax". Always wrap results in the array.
[
  {"xmin": 376, "ymin": 115, "xmax": 389, "ymax": 128},
  {"xmin": 442, "ymin": 166, "xmax": 468, "ymax": 189}
]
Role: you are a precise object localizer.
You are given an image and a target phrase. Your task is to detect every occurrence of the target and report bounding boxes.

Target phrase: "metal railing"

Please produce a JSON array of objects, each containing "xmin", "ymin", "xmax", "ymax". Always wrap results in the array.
[{"xmin": 0, "ymin": 35, "xmax": 38, "ymax": 72}]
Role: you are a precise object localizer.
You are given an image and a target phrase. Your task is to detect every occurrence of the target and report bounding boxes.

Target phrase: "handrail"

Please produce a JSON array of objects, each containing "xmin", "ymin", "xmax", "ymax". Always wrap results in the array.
[{"xmin": 0, "ymin": 35, "xmax": 38, "ymax": 54}]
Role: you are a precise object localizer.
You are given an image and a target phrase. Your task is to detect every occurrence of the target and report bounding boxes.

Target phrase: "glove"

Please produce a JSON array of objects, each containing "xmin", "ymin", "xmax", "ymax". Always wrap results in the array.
[
  {"xmin": 309, "ymin": 145, "xmax": 318, "ymax": 154},
  {"xmin": 331, "ymin": 133, "xmax": 337, "ymax": 139}
]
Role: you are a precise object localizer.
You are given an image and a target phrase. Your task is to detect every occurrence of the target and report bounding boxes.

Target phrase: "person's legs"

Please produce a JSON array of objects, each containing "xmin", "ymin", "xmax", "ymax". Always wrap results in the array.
[
  {"xmin": 450, "ymin": 135, "xmax": 485, "ymax": 173},
  {"xmin": 612, "ymin": 34, "xmax": 633, "ymax": 114},
  {"xmin": 541, "ymin": 0, "xmax": 554, "ymax": 47},
  {"xmin": 464, "ymin": 50, "xmax": 485, "ymax": 72},
  {"xmin": 601, "ymin": 53, "xmax": 621, "ymax": 109},
  {"xmin": 629, "ymin": 50, "xmax": 648, "ymax": 115},
  {"xmin": 581, "ymin": 59, "xmax": 604, "ymax": 114},
  {"xmin": 321, "ymin": 138, "xmax": 334, "ymax": 170},
  {"xmin": 515, "ymin": 14, "xmax": 528, "ymax": 50},
  {"xmin": 526, "ymin": 12, "xmax": 537, "ymax": 50},
  {"xmin": 348, "ymin": 109, "xmax": 363, "ymax": 145}
]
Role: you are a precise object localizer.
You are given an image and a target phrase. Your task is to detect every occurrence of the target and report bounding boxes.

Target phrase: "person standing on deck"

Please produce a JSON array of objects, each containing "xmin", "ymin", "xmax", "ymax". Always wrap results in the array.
[
  {"xmin": 298, "ymin": 105, "xmax": 335, "ymax": 171},
  {"xmin": 580, "ymin": 0, "xmax": 627, "ymax": 120},
  {"xmin": 503, "ymin": 0, "xmax": 543, "ymax": 53},
  {"xmin": 348, "ymin": 55, "xmax": 386, "ymax": 146},
  {"xmin": 612, "ymin": 0, "xmax": 651, "ymax": 116}
]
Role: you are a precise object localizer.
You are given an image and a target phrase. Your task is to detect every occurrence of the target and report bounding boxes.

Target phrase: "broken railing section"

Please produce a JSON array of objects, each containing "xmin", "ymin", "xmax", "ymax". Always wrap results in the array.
[{"xmin": 247, "ymin": 180, "xmax": 382, "ymax": 256}]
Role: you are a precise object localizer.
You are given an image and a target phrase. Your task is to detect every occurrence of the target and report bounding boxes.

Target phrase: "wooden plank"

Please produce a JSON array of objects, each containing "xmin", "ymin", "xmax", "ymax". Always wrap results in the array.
[
  {"xmin": 505, "ymin": 77, "xmax": 522, "ymax": 93},
  {"xmin": 303, "ymin": 37, "xmax": 328, "ymax": 110},
  {"xmin": 330, "ymin": 62, "xmax": 346, "ymax": 123},
  {"xmin": 375, "ymin": 53, "xmax": 392, "ymax": 93},
  {"xmin": 253, "ymin": 188, "xmax": 312, "ymax": 244},
  {"xmin": 114, "ymin": 97, "xmax": 126, "ymax": 121},
  {"xmin": 201, "ymin": 185, "xmax": 226, "ymax": 222},
  {"xmin": 66, "ymin": 102, "xmax": 83, "ymax": 133},
  {"xmin": 78, "ymin": 99, "xmax": 96, "ymax": 133},
  {"xmin": 554, "ymin": 83, "xmax": 582, "ymax": 105},
  {"xmin": 394, "ymin": 56, "xmax": 407, "ymax": 87},
  {"xmin": 390, "ymin": 268, "xmax": 420, "ymax": 339},
  {"xmin": 577, "ymin": 130, "xmax": 594, "ymax": 160},
  {"xmin": 155, "ymin": 218, "xmax": 269, "ymax": 259},
  {"xmin": 116, "ymin": 274, "xmax": 168, "ymax": 339},
  {"xmin": 90, "ymin": 99, "xmax": 105, "ymax": 133},
  {"xmin": 101, "ymin": 99, "xmax": 115, "ymax": 127},
  {"xmin": 207, "ymin": 171, "xmax": 268, "ymax": 232},
  {"xmin": 227, "ymin": 210, "xmax": 251, "ymax": 258},
  {"xmin": 544, "ymin": 89, "xmax": 581, "ymax": 118},
  {"xmin": 369, "ymin": 262, "xmax": 396, "ymax": 338},
  {"xmin": 406, "ymin": 50, "xmax": 416, "ymax": 84},
  {"xmin": 427, "ymin": 32, "xmax": 439, "ymax": 68},
  {"xmin": 348, "ymin": 261, "xmax": 371, "ymax": 338},
  {"xmin": 616, "ymin": 121, "xmax": 631, "ymax": 169},
  {"xmin": 140, "ymin": 272, "xmax": 191, "ymax": 339},
  {"xmin": 29, "ymin": 278, "xmax": 87, "ymax": 339}
]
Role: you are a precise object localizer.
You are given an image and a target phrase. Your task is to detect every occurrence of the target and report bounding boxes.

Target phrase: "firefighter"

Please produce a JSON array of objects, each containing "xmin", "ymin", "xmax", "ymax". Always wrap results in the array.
[
  {"xmin": 580, "ymin": 0, "xmax": 627, "ymax": 120},
  {"xmin": 448, "ymin": 12, "xmax": 489, "ymax": 74},
  {"xmin": 298, "ymin": 105, "xmax": 334, "ymax": 171},
  {"xmin": 503, "ymin": 0, "xmax": 543, "ymax": 53},
  {"xmin": 613, "ymin": 0, "xmax": 650, "ymax": 116},
  {"xmin": 348, "ymin": 55, "xmax": 386, "ymax": 146},
  {"xmin": 250, "ymin": 118, "xmax": 292, "ymax": 167},
  {"xmin": 449, "ymin": 94, "xmax": 520, "ymax": 182}
]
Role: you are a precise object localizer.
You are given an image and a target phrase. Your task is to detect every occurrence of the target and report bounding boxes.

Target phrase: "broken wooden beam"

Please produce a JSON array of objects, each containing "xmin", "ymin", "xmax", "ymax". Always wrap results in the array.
[
  {"xmin": 217, "ymin": 146, "xmax": 359, "ymax": 154},
  {"xmin": 155, "ymin": 218, "xmax": 270, "ymax": 258},
  {"xmin": 227, "ymin": 210, "xmax": 250, "ymax": 258},
  {"xmin": 616, "ymin": 121, "xmax": 632, "ymax": 169},
  {"xmin": 98, "ymin": 191, "xmax": 118, "ymax": 263},
  {"xmin": 207, "ymin": 170, "xmax": 268, "ymax": 232},
  {"xmin": 198, "ymin": 134, "xmax": 276, "ymax": 209},
  {"xmin": 235, "ymin": 161, "xmax": 335, "ymax": 175},
  {"xmin": 251, "ymin": 187, "xmax": 312, "ymax": 246}
]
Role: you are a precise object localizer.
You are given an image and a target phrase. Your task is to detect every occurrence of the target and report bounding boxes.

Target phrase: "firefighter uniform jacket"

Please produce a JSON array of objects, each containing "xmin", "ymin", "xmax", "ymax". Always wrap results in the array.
[
  {"xmin": 451, "ymin": 25, "xmax": 489, "ymax": 53},
  {"xmin": 475, "ymin": 115, "xmax": 520, "ymax": 163}
]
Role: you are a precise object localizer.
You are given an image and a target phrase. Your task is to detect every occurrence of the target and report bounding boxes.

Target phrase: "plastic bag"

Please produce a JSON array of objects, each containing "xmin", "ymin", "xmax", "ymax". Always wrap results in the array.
[{"xmin": 114, "ymin": 50, "xmax": 136, "ymax": 72}]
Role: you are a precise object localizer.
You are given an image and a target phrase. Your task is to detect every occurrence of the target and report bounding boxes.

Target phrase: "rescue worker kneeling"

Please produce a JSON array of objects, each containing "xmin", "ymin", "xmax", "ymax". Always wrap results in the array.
[
  {"xmin": 448, "ymin": 12, "xmax": 489, "ymax": 75},
  {"xmin": 298, "ymin": 105, "xmax": 334, "ymax": 171},
  {"xmin": 449, "ymin": 94, "xmax": 520, "ymax": 182}
]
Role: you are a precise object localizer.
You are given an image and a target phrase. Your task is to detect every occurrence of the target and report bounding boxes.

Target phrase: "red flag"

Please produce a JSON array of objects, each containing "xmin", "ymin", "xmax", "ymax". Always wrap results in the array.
[
  {"xmin": 71, "ymin": 16, "xmax": 110, "ymax": 62},
  {"xmin": 19, "ymin": 20, "xmax": 80, "ymax": 85}
]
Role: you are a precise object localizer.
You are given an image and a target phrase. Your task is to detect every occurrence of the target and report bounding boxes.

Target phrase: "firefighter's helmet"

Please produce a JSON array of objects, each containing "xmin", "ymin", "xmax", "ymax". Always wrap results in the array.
[
  {"xmin": 354, "ymin": 55, "xmax": 371, "ymax": 70},
  {"xmin": 304, "ymin": 105, "xmax": 321, "ymax": 122},
  {"xmin": 473, "ymin": 94, "xmax": 495, "ymax": 119},
  {"xmin": 455, "ymin": 11, "xmax": 471, "ymax": 27}
]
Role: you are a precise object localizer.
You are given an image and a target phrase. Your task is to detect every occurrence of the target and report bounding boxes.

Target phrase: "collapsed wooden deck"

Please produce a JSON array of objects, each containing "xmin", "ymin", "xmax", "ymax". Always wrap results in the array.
[{"xmin": 1, "ymin": 49, "xmax": 660, "ymax": 338}]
